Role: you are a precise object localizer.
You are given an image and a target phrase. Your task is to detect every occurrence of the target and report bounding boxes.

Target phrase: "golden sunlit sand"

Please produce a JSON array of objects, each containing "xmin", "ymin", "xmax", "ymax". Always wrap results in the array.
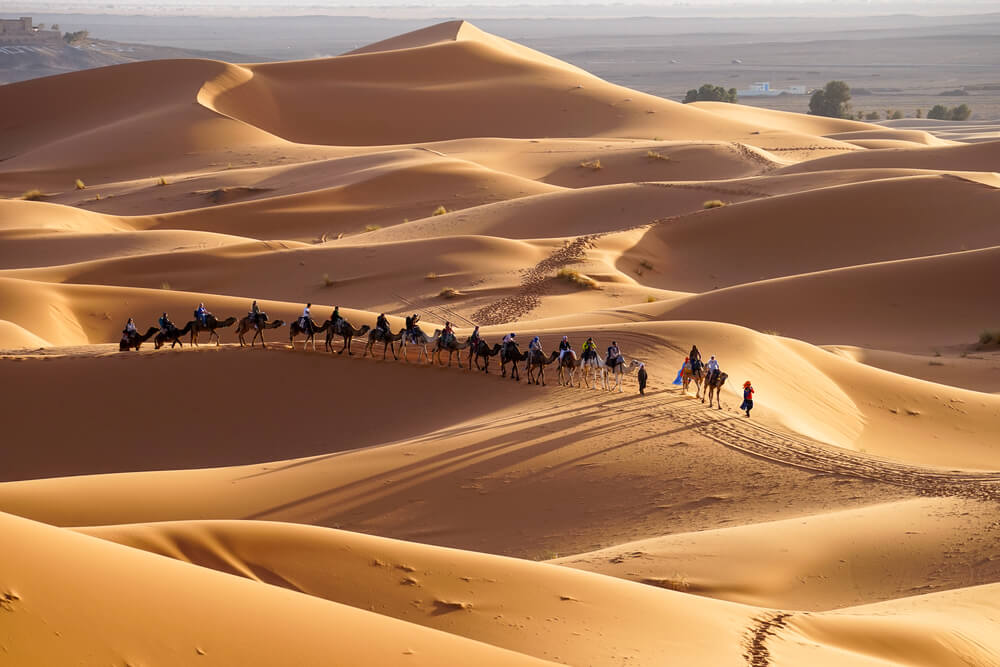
[{"xmin": 1, "ymin": 20, "xmax": 998, "ymax": 666}]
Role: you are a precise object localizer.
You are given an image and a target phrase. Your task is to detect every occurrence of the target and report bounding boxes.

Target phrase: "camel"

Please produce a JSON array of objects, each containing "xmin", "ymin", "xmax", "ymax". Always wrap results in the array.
[
  {"xmin": 235, "ymin": 313, "xmax": 284, "ymax": 348},
  {"xmin": 153, "ymin": 322, "xmax": 193, "ymax": 349},
  {"xmin": 119, "ymin": 326, "xmax": 158, "ymax": 351},
  {"xmin": 556, "ymin": 352, "xmax": 582, "ymax": 387},
  {"xmin": 434, "ymin": 332, "xmax": 469, "ymax": 367},
  {"xmin": 186, "ymin": 315, "xmax": 237, "ymax": 346},
  {"xmin": 289, "ymin": 317, "xmax": 330, "ymax": 350},
  {"xmin": 604, "ymin": 358, "xmax": 642, "ymax": 393},
  {"xmin": 398, "ymin": 326, "xmax": 439, "ymax": 364},
  {"xmin": 468, "ymin": 340, "xmax": 502, "ymax": 373},
  {"xmin": 580, "ymin": 351, "xmax": 605, "ymax": 389},
  {"xmin": 500, "ymin": 342, "xmax": 528, "ymax": 381},
  {"xmin": 324, "ymin": 319, "xmax": 370, "ymax": 356},
  {"xmin": 525, "ymin": 349, "xmax": 560, "ymax": 386},
  {"xmin": 364, "ymin": 327, "xmax": 406, "ymax": 360},
  {"xmin": 703, "ymin": 370, "xmax": 729, "ymax": 409},
  {"xmin": 681, "ymin": 363, "xmax": 705, "ymax": 398}
]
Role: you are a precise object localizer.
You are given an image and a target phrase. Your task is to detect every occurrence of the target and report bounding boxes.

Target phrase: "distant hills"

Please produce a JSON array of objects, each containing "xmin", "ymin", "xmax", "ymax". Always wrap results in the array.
[{"xmin": 0, "ymin": 36, "xmax": 251, "ymax": 84}]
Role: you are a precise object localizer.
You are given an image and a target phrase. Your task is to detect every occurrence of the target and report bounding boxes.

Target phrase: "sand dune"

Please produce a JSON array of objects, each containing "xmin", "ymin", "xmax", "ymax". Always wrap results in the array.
[
  {"xmin": 1, "ymin": 511, "xmax": 551, "ymax": 666},
  {"xmin": 1, "ymin": 19, "xmax": 998, "ymax": 666}
]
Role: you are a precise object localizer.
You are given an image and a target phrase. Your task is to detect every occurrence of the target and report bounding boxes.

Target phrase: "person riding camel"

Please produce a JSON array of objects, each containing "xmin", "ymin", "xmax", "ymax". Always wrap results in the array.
[
  {"xmin": 581, "ymin": 337, "xmax": 597, "ymax": 360},
  {"xmin": 470, "ymin": 325, "xmax": 481, "ymax": 349},
  {"xmin": 123, "ymin": 317, "xmax": 137, "ymax": 336},
  {"xmin": 442, "ymin": 321, "xmax": 455, "ymax": 345},
  {"xmin": 607, "ymin": 341, "xmax": 623, "ymax": 368},
  {"xmin": 405, "ymin": 313, "xmax": 420, "ymax": 343},
  {"xmin": 704, "ymin": 355, "xmax": 720, "ymax": 384},
  {"xmin": 527, "ymin": 335, "xmax": 543, "ymax": 371},
  {"xmin": 299, "ymin": 303, "xmax": 312, "ymax": 334},
  {"xmin": 329, "ymin": 306, "xmax": 342, "ymax": 333},
  {"xmin": 249, "ymin": 300, "xmax": 262, "ymax": 327},
  {"xmin": 195, "ymin": 302, "xmax": 208, "ymax": 326},
  {"xmin": 376, "ymin": 313, "xmax": 390, "ymax": 334},
  {"xmin": 558, "ymin": 335, "xmax": 574, "ymax": 363},
  {"xmin": 689, "ymin": 345, "xmax": 703, "ymax": 374},
  {"xmin": 158, "ymin": 312, "xmax": 173, "ymax": 334}
]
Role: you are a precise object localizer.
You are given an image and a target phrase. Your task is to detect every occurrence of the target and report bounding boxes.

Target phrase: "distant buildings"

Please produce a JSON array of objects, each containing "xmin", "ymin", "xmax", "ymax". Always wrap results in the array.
[
  {"xmin": 0, "ymin": 16, "xmax": 61, "ymax": 45},
  {"xmin": 738, "ymin": 81, "xmax": 807, "ymax": 97}
]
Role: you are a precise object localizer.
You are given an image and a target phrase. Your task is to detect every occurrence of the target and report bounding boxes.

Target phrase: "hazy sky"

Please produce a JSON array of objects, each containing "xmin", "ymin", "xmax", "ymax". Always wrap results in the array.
[{"xmin": 6, "ymin": 0, "xmax": 996, "ymax": 14}]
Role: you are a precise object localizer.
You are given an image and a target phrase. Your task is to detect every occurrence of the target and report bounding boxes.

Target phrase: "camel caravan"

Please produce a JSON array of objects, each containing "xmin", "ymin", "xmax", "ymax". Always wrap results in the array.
[
  {"xmin": 118, "ymin": 302, "xmax": 665, "ymax": 394},
  {"xmin": 677, "ymin": 345, "xmax": 729, "ymax": 409}
]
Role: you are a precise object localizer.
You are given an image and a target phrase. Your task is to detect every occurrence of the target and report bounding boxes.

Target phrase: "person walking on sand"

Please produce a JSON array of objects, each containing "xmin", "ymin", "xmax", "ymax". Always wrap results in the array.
[
  {"xmin": 741, "ymin": 381, "xmax": 755, "ymax": 418},
  {"xmin": 637, "ymin": 362, "xmax": 648, "ymax": 395}
]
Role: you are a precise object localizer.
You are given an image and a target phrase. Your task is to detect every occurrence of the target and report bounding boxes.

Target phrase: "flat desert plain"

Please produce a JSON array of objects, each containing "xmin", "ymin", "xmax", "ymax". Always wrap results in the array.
[{"xmin": 1, "ymin": 20, "xmax": 999, "ymax": 667}]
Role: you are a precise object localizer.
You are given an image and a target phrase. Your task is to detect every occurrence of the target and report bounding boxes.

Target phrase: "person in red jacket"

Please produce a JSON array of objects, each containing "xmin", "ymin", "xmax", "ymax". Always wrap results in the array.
[{"xmin": 741, "ymin": 381, "xmax": 755, "ymax": 418}]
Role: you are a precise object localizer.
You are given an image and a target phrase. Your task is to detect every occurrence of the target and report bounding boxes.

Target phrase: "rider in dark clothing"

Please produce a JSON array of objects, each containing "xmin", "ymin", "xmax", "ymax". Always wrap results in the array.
[
  {"xmin": 249, "ymin": 301, "xmax": 262, "ymax": 326},
  {"xmin": 442, "ymin": 321, "xmax": 455, "ymax": 345},
  {"xmin": 330, "ymin": 306, "xmax": 342, "ymax": 332},
  {"xmin": 689, "ymin": 345, "xmax": 702, "ymax": 373},
  {"xmin": 470, "ymin": 325, "xmax": 481, "ymax": 349},
  {"xmin": 158, "ymin": 312, "xmax": 173, "ymax": 333},
  {"xmin": 376, "ymin": 313, "xmax": 390, "ymax": 334},
  {"xmin": 607, "ymin": 341, "xmax": 622, "ymax": 366}
]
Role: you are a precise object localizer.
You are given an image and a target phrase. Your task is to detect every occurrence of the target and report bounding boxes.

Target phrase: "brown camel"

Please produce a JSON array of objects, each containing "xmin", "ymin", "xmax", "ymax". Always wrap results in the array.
[
  {"xmin": 364, "ymin": 327, "xmax": 406, "ymax": 360},
  {"xmin": 703, "ymin": 370, "xmax": 729, "ymax": 409},
  {"xmin": 556, "ymin": 351, "xmax": 582, "ymax": 387},
  {"xmin": 119, "ymin": 326, "xmax": 158, "ymax": 351},
  {"xmin": 526, "ymin": 349, "xmax": 560, "ymax": 386},
  {"xmin": 681, "ymin": 363, "xmax": 705, "ymax": 398},
  {"xmin": 500, "ymin": 342, "xmax": 528, "ymax": 381},
  {"xmin": 468, "ymin": 340, "xmax": 502, "ymax": 373},
  {"xmin": 153, "ymin": 322, "xmax": 193, "ymax": 349},
  {"xmin": 398, "ymin": 326, "xmax": 438, "ymax": 364},
  {"xmin": 289, "ymin": 317, "xmax": 330, "ymax": 350},
  {"xmin": 324, "ymin": 319, "xmax": 371, "ymax": 356},
  {"xmin": 187, "ymin": 315, "xmax": 237, "ymax": 346},
  {"xmin": 235, "ymin": 313, "xmax": 284, "ymax": 348},
  {"xmin": 434, "ymin": 332, "xmax": 469, "ymax": 367}
]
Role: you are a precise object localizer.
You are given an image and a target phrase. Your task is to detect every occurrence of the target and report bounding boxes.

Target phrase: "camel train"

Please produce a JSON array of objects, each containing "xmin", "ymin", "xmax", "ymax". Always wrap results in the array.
[{"xmin": 117, "ymin": 305, "xmax": 674, "ymax": 394}]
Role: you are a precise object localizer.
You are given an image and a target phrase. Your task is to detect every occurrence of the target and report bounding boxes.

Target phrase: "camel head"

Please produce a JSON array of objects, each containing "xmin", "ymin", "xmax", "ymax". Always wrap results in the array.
[
  {"xmin": 219, "ymin": 317, "xmax": 237, "ymax": 327},
  {"xmin": 269, "ymin": 319, "xmax": 285, "ymax": 328},
  {"xmin": 545, "ymin": 350, "xmax": 560, "ymax": 364},
  {"xmin": 359, "ymin": 324, "xmax": 371, "ymax": 335}
]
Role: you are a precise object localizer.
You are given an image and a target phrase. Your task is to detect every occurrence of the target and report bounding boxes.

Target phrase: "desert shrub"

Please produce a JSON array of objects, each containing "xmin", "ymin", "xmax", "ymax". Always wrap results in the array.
[
  {"xmin": 809, "ymin": 81, "xmax": 852, "ymax": 119},
  {"xmin": 579, "ymin": 160, "xmax": 602, "ymax": 170},
  {"xmin": 556, "ymin": 268, "xmax": 601, "ymax": 290},
  {"xmin": 425, "ymin": 272, "xmax": 439, "ymax": 280},
  {"xmin": 160, "ymin": 281, "xmax": 171, "ymax": 290},
  {"xmin": 322, "ymin": 273, "xmax": 335, "ymax": 287},
  {"xmin": 683, "ymin": 84, "xmax": 737, "ymax": 104},
  {"xmin": 916, "ymin": 109, "xmax": 923, "ymax": 118},
  {"xmin": 364, "ymin": 224, "xmax": 381, "ymax": 232},
  {"xmin": 646, "ymin": 295, "xmax": 656, "ymax": 303},
  {"xmin": 639, "ymin": 259, "xmax": 653, "ymax": 270},
  {"xmin": 438, "ymin": 287, "xmax": 461, "ymax": 299},
  {"xmin": 75, "ymin": 179, "xmax": 86, "ymax": 190},
  {"xmin": 979, "ymin": 330, "xmax": 998, "ymax": 345},
  {"xmin": 157, "ymin": 176, "xmax": 168, "ymax": 186},
  {"xmin": 646, "ymin": 150, "xmax": 670, "ymax": 161},
  {"xmin": 864, "ymin": 111, "xmax": 881, "ymax": 121},
  {"xmin": 19, "ymin": 189, "xmax": 45, "ymax": 201},
  {"xmin": 928, "ymin": 104, "xmax": 972, "ymax": 121},
  {"xmin": 432, "ymin": 205, "xmax": 448, "ymax": 216},
  {"xmin": 703, "ymin": 200, "xmax": 726, "ymax": 209},
  {"xmin": 938, "ymin": 89, "xmax": 969, "ymax": 96}
]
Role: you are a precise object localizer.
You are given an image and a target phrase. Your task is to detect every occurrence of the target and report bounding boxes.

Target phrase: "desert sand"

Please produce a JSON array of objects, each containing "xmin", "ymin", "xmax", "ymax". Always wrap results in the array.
[{"xmin": 1, "ymin": 20, "xmax": 998, "ymax": 666}]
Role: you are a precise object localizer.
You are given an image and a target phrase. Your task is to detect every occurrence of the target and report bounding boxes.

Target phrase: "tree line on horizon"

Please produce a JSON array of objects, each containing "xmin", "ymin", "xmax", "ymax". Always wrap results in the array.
[{"xmin": 808, "ymin": 81, "xmax": 972, "ymax": 121}]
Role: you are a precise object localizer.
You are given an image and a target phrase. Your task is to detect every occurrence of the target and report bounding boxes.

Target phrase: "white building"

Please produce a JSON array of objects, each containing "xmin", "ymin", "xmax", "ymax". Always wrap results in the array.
[{"xmin": 738, "ymin": 82, "xmax": 807, "ymax": 97}]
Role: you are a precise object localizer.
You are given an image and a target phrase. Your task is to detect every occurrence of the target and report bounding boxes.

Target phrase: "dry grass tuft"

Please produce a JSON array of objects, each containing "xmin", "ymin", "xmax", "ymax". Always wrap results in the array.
[
  {"xmin": 322, "ymin": 273, "xmax": 335, "ymax": 287},
  {"xmin": 579, "ymin": 160, "xmax": 603, "ymax": 170},
  {"xmin": 75, "ymin": 179, "xmax": 86, "ymax": 190},
  {"xmin": 703, "ymin": 200, "xmax": 726, "ymax": 209},
  {"xmin": 647, "ymin": 295, "xmax": 657, "ymax": 303},
  {"xmin": 364, "ymin": 224, "xmax": 381, "ymax": 233},
  {"xmin": 646, "ymin": 150, "xmax": 670, "ymax": 161},
  {"xmin": 157, "ymin": 176, "xmax": 168, "ymax": 186},
  {"xmin": 438, "ymin": 287, "xmax": 461, "ymax": 299},
  {"xmin": 19, "ymin": 189, "xmax": 45, "ymax": 201},
  {"xmin": 432, "ymin": 205, "xmax": 448, "ymax": 216},
  {"xmin": 979, "ymin": 330, "xmax": 999, "ymax": 345},
  {"xmin": 425, "ymin": 272, "xmax": 439, "ymax": 280},
  {"xmin": 557, "ymin": 268, "xmax": 601, "ymax": 290},
  {"xmin": 160, "ymin": 281, "xmax": 172, "ymax": 290}
]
